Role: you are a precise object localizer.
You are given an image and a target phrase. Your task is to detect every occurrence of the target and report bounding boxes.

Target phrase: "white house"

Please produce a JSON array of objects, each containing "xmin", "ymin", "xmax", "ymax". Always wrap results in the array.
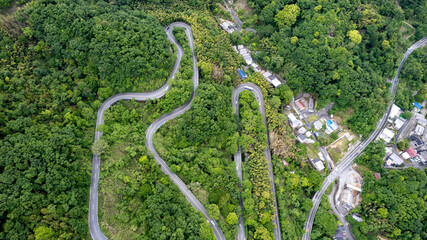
[
  {"xmin": 288, "ymin": 113, "xmax": 303, "ymax": 129},
  {"xmin": 379, "ymin": 128, "xmax": 395, "ymax": 143}
]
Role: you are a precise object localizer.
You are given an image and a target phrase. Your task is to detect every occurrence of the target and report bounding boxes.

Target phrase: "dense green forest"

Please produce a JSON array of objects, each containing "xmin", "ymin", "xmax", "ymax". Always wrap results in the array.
[
  {"xmin": 0, "ymin": 0, "xmax": 177, "ymax": 239},
  {"xmin": 395, "ymin": 47, "xmax": 427, "ymax": 110},
  {"xmin": 244, "ymin": 74, "xmax": 325, "ymax": 239},
  {"xmin": 311, "ymin": 195, "xmax": 338, "ymax": 239},
  {"xmin": 228, "ymin": 0, "xmax": 416, "ymax": 136},
  {"xmin": 351, "ymin": 142, "xmax": 427, "ymax": 240},
  {"xmin": 238, "ymin": 90, "xmax": 275, "ymax": 239},
  {"xmin": 348, "ymin": 168, "xmax": 426, "ymax": 240},
  {"xmin": 98, "ymin": 98, "xmax": 209, "ymax": 240},
  {"xmin": 96, "ymin": 26, "xmax": 210, "ymax": 240}
]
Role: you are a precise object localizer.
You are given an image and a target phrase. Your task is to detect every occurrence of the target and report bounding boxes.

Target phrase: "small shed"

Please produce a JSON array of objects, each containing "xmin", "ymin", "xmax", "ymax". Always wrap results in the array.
[{"xmin": 237, "ymin": 69, "xmax": 247, "ymax": 79}]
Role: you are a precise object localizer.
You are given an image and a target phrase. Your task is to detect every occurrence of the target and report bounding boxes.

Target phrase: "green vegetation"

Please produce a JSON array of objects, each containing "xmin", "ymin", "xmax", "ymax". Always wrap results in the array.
[
  {"xmin": 311, "ymin": 195, "xmax": 338, "ymax": 239},
  {"xmin": 245, "ymin": 74, "xmax": 324, "ymax": 239},
  {"xmin": 238, "ymin": 90, "xmax": 275, "ymax": 239},
  {"xmin": 399, "ymin": 0, "xmax": 427, "ymax": 41},
  {"xmin": 96, "ymin": 26, "xmax": 207, "ymax": 240},
  {"xmin": 154, "ymin": 83, "xmax": 240, "ymax": 239},
  {"xmin": 98, "ymin": 100, "xmax": 209, "ymax": 240},
  {"xmin": 348, "ymin": 168, "xmax": 427, "ymax": 240},
  {"xmin": 0, "ymin": 0, "xmax": 195, "ymax": 238},
  {"xmin": 395, "ymin": 48, "xmax": 426, "ymax": 110},
  {"xmin": 356, "ymin": 141, "xmax": 387, "ymax": 173}
]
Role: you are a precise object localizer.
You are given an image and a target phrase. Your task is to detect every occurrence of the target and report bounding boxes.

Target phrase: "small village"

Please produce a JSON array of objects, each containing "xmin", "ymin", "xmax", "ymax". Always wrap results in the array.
[{"xmin": 218, "ymin": 13, "xmax": 427, "ymax": 240}]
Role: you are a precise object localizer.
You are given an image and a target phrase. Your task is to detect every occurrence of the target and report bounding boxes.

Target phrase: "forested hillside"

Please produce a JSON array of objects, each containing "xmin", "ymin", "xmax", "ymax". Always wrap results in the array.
[
  {"xmin": 238, "ymin": 90, "xmax": 275, "ymax": 239},
  {"xmin": 0, "ymin": 0, "xmax": 175, "ymax": 238},
  {"xmin": 349, "ymin": 168, "xmax": 426, "ymax": 240},
  {"xmin": 232, "ymin": 0, "xmax": 412, "ymax": 136}
]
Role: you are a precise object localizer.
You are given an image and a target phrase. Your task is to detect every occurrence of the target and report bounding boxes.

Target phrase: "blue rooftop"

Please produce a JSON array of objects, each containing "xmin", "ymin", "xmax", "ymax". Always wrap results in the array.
[
  {"xmin": 327, "ymin": 120, "xmax": 337, "ymax": 131},
  {"xmin": 237, "ymin": 70, "xmax": 247, "ymax": 79},
  {"xmin": 414, "ymin": 102, "xmax": 422, "ymax": 109}
]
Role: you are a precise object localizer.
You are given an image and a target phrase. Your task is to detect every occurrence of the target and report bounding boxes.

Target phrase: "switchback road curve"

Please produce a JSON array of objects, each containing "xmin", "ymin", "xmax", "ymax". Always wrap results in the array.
[
  {"xmin": 88, "ymin": 22, "xmax": 225, "ymax": 240},
  {"xmin": 302, "ymin": 36, "xmax": 427, "ymax": 240},
  {"xmin": 232, "ymin": 83, "xmax": 282, "ymax": 240}
]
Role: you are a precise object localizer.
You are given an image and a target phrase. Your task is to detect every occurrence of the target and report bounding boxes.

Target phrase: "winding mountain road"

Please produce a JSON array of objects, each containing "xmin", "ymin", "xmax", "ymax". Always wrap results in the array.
[
  {"xmin": 302, "ymin": 36, "xmax": 427, "ymax": 240},
  {"xmin": 88, "ymin": 22, "xmax": 225, "ymax": 240},
  {"xmin": 232, "ymin": 83, "xmax": 282, "ymax": 240}
]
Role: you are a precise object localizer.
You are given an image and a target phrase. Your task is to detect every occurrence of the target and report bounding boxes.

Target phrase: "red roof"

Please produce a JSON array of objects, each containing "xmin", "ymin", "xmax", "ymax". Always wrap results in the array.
[
  {"xmin": 405, "ymin": 147, "xmax": 417, "ymax": 158},
  {"xmin": 374, "ymin": 173, "xmax": 381, "ymax": 181},
  {"xmin": 295, "ymin": 99, "xmax": 306, "ymax": 110},
  {"xmin": 282, "ymin": 160, "xmax": 289, "ymax": 167}
]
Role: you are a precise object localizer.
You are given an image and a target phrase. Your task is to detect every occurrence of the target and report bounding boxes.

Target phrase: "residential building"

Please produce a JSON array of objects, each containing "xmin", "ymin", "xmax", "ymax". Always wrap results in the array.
[
  {"xmin": 297, "ymin": 133, "xmax": 307, "ymax": 143},
  {"xmin": 401, "ymin": 152, "xmax": 410, "ymax": 160},
  {"xmin": 326, "ymin": 120, "xmax": 338, "ymax": 133},
  {"xmin": 295, "ymin": 99, "xmax": 306, "ymax": 111},
  {"xmin": 318, "ymin": 152, "xmax": 325, "ymax": 161},
  {"xmin": 405, "ymin": 146, "xmax": 417, "ymax": 158},
  {"xmin": 414, "ymin": 124, "xmax": 425, "ymax": 135},
  {"xmin": 251, "ymin": 63, "xmax": 261, "ymax": 72},
  {"xmin": 313, "ymin": 120, "xmax": 323, "ymax": 130},
  {"xmin": 417, "ymin": 150, "xmax": 427, "ymax": 163},
  {"xmin": 306, "ymin": 131, "xmax": 312, "ymax": 138},
  {"xmin": 308, "ymin": 98, "xmax": 314, "ymax": 112},
  {"xmin": 388, "ymin": 153, "xmax": 404, "ymax": 165},
  {"xmin": 288, "ymin": 113, "xmax": 303, "ymax": 129},
  {"xmin": 312, "ymin": 158, "xmax": 325, "ymax": 171},
  {"xmin": 413, "ymin": 102, "xmax": 422, "ymax": 110},
  {"xmin": 394, "ymin": 117, "xmax": 405, "ymax": 130},
  {"xmin": 379, "ymin": 128, "xmax": 394, "ymax": 143},
  {"xmin": 298, "ymin": 127, "xmax": 307, "ymax": 135},
  {"xmin": 389, "ymin": 104, "xmax": 401, "ymax": 119},
  {"xmin": 417, "ymin": 118, "xmax": 427, "ymax": 126},
  {"xmin": 409, "ymin": 135, "xmax": 424, "ymax": 148}
]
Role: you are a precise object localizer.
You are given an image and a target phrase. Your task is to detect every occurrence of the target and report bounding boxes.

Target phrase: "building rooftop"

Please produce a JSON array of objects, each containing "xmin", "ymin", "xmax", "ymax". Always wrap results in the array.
[
  {"xmin": 312, "ymin": 158, "xmax": 325, "ymax": 171},
  {"xmin": 313, "ymin": 120, "xmax": 323, "ymax": 130},
  {"xmin": 413, "ymin": 102, "xmax": 422, "ymax": 110},
  {"xmin": 298, "ymin": 127, "xmax": 307, "ymax": 134},
  {"xmin": 388, "ymin": 153, "xmax": 404, "ymax": 165},
  {"xmin": 389, "ymin": 104, "xmax": 401, "ymax": 119},
  {"xmin": 379, "ymin": 128, "xmax": 394, "ymax": 143},
  {"xmin": 394, "ymin": 118, "xmax": 405, "ymax": 130},
  {"xmin": 297, "ymin": 133, "xmax": 307, "ymax": 142},
  {"xmin": 406, "ymin": 146, "xmax": 417, "ymax": 158},
  {"xmin": 295, "ymin": 99, "xmax": 306, "ymax": 111},
  {"xmin": 374, "ymin": 172, "xmax": 381, "ymax": 181},
  {"xmin": 415, "ymin": 124, "xmax": 425, "ymax": 135},
  {"xmin": 327, "ymin": 120, "xmax": 338, "ymax": 132}
]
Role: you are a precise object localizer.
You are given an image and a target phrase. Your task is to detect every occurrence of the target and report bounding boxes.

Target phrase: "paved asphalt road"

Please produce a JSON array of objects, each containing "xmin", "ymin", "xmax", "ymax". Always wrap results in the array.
[
  {"xmin": 302, "ymin": 36, "xmax": 427, "ymax": 240},
  {"xmin": 232, "ymin": 83, "xmax": 282, "ymax": 240},
  {"xmin": 88, "ymin": 22, "xmax": 225, "ymax": 240}
]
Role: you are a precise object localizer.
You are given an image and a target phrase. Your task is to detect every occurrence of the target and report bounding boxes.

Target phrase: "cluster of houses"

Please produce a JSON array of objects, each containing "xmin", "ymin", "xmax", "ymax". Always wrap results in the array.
[
  {"xmin": 382, "ymin": 104, "xmax": 427, "ymax": 166},
  {"xmin": 233, "ymin": 45, "xmax": 282, "ymax": 88},
  {"xmin": 287, "ymin": 94, "xmax": 344, "ymax": 172}
]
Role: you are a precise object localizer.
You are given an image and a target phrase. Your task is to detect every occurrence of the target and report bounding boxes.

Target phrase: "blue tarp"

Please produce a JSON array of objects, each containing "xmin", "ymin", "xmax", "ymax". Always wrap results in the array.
[
  {"xmin": 238, "ymin": 70, "xmax": 247, "ymax": 79},
  {"xmin": 413, "ymin": 102, "xmax": 422, "ymax": 109}
]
